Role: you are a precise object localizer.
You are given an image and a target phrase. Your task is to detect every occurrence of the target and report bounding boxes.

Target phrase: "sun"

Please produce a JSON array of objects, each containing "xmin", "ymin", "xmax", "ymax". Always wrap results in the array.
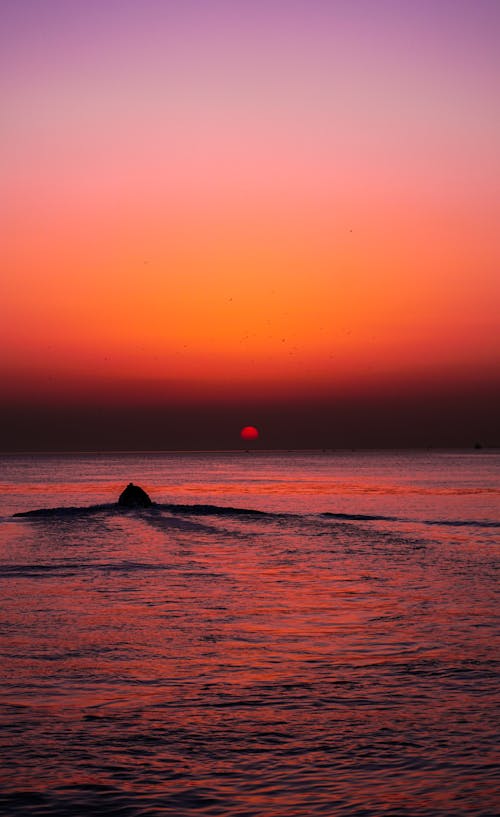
[{"xmin": 240, "ymin": 425, "xmax": 259, "ymax": 441}]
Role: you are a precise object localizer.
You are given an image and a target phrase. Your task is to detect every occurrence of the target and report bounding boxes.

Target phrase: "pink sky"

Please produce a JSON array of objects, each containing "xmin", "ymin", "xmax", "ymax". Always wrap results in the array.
[{"xmin": 1, "ymin": 1, "xmax": 499, "ymax": 447}]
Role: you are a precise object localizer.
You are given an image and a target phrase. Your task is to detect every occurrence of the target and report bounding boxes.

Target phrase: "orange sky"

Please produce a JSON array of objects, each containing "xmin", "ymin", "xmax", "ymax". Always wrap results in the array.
[{"xmin": 1, "ymin": 1, "xmax": 499, "ymax": 447}]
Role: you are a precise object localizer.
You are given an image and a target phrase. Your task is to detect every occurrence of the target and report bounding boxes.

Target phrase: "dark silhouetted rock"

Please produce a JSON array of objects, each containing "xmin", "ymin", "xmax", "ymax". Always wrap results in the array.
[{"xmin": 118, "ymin": 483, "xmax": 152, "ymax": 508}]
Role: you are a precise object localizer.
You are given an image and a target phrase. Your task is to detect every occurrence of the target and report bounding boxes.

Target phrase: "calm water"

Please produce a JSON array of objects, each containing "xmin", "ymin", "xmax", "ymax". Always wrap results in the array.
[{"xmin": 0, "ymin": 451, "xmax": 499, "ymax": 816}]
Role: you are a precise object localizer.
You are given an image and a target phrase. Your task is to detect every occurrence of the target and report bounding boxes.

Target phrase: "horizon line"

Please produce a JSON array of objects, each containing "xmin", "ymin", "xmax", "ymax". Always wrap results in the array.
[{"xmin": 0, "ymin": 445, "xmax": 496, "ymax": 456}]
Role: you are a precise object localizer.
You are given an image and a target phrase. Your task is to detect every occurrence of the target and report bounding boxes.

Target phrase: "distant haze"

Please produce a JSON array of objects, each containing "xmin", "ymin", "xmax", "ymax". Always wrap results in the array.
[{"xmin": 1, "ymin": 1, "xmax": 499, "ymax": 450}]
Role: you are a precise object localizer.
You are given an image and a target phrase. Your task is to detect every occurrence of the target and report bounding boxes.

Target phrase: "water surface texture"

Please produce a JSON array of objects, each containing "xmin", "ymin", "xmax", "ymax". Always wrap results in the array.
[{"xmin": 1, "ymin": 451, "xmax": 499, "ymax": 816}]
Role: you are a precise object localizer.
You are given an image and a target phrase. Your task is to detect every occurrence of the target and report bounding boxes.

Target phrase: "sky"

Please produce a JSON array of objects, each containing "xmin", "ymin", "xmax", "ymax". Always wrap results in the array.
[{"xmin": 1, "ymin": 0, "xmax": 499, "ymax": 450}]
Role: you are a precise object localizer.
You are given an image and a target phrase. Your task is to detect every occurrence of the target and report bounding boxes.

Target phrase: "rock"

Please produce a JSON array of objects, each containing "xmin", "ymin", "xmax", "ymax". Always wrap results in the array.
[{"xmin": 118, "ymin": 483, "xmax": 152, "ymax": 508}]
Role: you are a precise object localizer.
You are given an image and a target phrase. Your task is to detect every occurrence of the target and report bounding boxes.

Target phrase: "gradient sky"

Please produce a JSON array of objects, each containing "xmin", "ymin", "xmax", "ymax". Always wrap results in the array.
[{"xmin": 2, "ymin": 0, "xmax": 499, "ymax": 449}]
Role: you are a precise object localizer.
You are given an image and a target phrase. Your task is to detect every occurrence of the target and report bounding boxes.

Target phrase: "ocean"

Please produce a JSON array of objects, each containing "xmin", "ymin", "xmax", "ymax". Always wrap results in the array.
[{"xmin": 0, "ymin": 450, "xmax": 498, "ymax": 816}]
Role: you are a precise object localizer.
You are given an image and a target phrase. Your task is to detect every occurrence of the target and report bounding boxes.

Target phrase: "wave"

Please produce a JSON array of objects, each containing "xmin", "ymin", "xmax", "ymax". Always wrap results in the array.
[
  {"xmin": 321, "ymin": 511, "xmax": 400, "ymax": 522},
  {"xmin": 12, "ymin": 501, "xmax": 499, "ymax": 529},
  {"xmin": 13, "ymin": 503, "xmax": 117, "ymax": 518},
  {"xmin": 12, "ymin": 501, "xmax": 275, "ymax": 520},
  {"xmin": 421, "ymin": 518, "xmax": 500, "ymax": 528},
  {"xmin": 157, "ymin": 502, "xmax": 276, "ymax": 518},
  {"xmin": 321, "ymin": 511, "xmax": 500, "ymax": 528}
]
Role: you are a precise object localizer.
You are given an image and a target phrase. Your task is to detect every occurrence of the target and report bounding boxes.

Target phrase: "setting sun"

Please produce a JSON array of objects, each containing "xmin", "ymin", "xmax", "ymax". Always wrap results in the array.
[{"xmin": 240, "ymin": 426, "xmax": 259, "ymax": 441}]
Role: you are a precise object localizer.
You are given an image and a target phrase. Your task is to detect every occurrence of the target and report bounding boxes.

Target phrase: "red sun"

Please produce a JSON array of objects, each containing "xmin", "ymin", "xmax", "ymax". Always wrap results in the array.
[{"xmin": 240, "ymin": 425, "xmax": 259, "ymax": 441}]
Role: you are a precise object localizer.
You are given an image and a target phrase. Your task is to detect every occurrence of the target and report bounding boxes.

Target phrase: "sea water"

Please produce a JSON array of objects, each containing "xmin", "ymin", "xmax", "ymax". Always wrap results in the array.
[{"xmin": 0, "ymin": 451, "xmax": 498, "ymax": 816}]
